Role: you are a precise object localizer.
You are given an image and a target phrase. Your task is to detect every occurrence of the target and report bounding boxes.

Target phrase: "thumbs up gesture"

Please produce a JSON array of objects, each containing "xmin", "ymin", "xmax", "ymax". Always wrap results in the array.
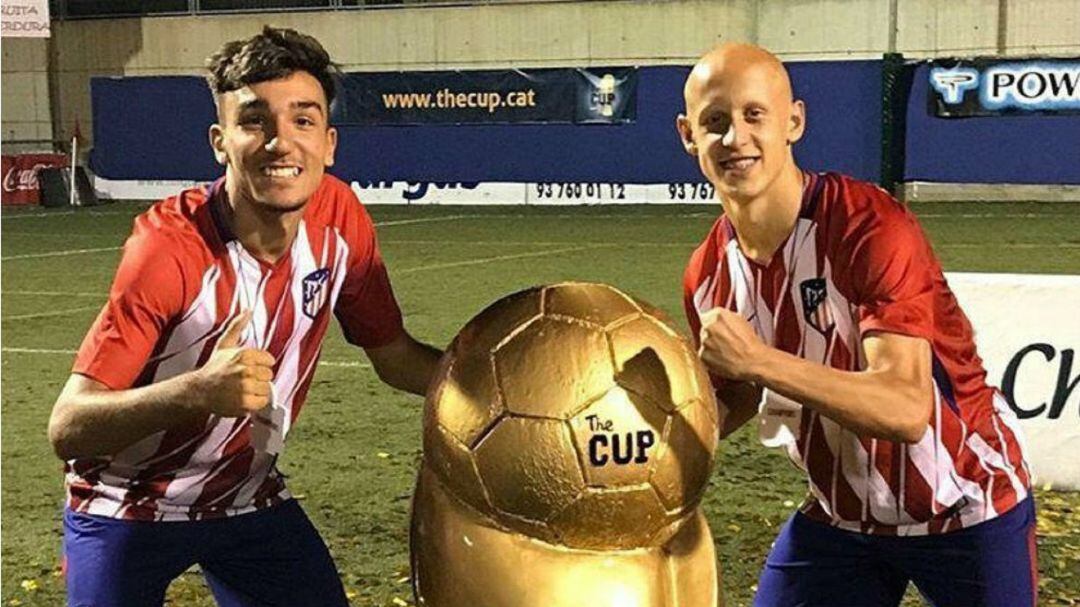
[{"xmin": 193, "ymin": 310, "xmax": 277, "ymax": 417}]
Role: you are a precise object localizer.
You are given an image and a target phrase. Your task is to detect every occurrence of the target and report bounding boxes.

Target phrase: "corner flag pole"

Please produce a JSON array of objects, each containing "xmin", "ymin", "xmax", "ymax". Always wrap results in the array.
[{"xmin": 69, "ymin": 129, "xmax": 78, "ymax": 207}]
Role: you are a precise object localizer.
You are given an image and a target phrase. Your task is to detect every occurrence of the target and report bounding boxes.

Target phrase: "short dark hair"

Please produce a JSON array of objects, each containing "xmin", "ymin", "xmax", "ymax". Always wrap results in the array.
[{"xmin": 205, "ymin": 26, "xmax": 338, "ymax": 108}]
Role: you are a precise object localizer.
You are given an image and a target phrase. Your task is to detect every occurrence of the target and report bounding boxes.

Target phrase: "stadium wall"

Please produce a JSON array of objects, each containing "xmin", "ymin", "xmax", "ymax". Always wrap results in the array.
[
  {"xmin": 903, "ymin": 62, "xmax": 1080, "ymax": 185},
  {"xmin": 1, "ymin": 38, "xmax": 53, "ymax": 146},
  {"xmin": 11, "ymin": 0, "xmax": 1077, "ymax": 154}
]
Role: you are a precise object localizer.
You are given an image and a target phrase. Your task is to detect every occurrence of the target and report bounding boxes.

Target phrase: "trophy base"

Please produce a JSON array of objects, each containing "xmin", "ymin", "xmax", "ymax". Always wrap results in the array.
[{"xmin": 410, "ymin": 465, "xmax": 722, "ymax": 607}]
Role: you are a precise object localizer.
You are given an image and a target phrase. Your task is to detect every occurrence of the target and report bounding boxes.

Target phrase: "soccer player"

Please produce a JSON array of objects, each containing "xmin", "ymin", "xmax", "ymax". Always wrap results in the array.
[
  {"xmin": 678, "ymin": 44, "xmax": 1035, "ymax": 607},
  {"xmin": 47, "ymin": 27, "xmax": 442, "ymax": 607}
]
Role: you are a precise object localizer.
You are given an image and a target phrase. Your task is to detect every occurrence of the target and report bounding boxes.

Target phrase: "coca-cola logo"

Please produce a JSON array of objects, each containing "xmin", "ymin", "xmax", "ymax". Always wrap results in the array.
[{"xmin": 2, "ymin": 163, "xmax": 49, "ymax": 193}]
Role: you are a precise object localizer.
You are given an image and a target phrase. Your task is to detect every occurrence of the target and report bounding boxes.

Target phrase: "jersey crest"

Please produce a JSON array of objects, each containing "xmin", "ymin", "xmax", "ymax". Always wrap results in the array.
[
  {"xmin": 799, "ymin": 277, "xmax": 834, "ymax": 334},
  {"xmin": 302, "ymin": 268, "xmax": 331, "ymax": 319}
]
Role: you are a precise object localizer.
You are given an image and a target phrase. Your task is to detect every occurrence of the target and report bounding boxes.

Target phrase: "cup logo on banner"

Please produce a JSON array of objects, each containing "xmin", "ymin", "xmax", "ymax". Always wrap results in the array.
[
  {"xmin": 592, "ymin": 74, "xmax": 617, "ymax": 117},
  {"xmin": 929, "ymin": 57, "xmax": 1080, "ymax": 117},
  {"xmin": 576, "ymin": 68, "xmax": 638, "ymax": 124}
]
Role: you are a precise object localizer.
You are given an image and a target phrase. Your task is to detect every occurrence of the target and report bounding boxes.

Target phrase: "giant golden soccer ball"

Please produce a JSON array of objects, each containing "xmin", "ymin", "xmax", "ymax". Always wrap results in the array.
[{"xmin": 412, "ymin": 282, "xmax": 722, "ymax": 607}]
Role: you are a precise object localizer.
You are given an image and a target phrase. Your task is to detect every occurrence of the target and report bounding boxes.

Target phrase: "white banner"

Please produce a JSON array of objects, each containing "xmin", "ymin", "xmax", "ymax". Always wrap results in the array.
[
  {"xmin": 93, "ymin": 178, "xmax": 201, "ymax": 201},
  {"xmin": 349, "ymin": 181, "xmax": 717, "ymax": 205},
  {"xmin": 93, "ymin": 178, "xmax": 717, "ymax": 205},
  {"xmin": 945, "ymin": 272, "xmax": 1080, "ymax": 490},
  {"xmin": 1, "ymin": 0, "xmax": 49, "ymax": 38}
]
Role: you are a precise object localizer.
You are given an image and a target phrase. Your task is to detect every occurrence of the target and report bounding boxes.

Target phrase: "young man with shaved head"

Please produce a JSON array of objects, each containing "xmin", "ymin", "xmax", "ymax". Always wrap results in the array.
[
  {"xmin": 48, "ymin": 27, "xmax": 441, "ymax": 606},
  {"xmin": 679, "ymin": 43, "xmax": 1035, "ymax": 607}
]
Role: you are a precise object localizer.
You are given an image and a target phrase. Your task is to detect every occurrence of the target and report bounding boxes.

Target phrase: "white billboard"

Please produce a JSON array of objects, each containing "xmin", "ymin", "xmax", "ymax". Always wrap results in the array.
[{"xmin": 946, "ymin": 272, "xmax": 1080, "ymax": 490}]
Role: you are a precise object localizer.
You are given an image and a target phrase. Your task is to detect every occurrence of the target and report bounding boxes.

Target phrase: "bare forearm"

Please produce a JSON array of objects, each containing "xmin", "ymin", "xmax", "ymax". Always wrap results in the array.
[
  {"xmin": 49, "ymin": 373, "xmax": 208, "ymax": 460},
  {"xmin": 52, "ymin": 314, "xmax": 277, "ymax": 460},
  {"xmin": 369, "ymin": 336, "xmax": 444, "ymax": 397},
  {"xmin": 745, "ymin": 348, "xmax": 929, "ymax": 443},
  {"xmin": 716, "ymin": 380, "xmax": 762, "ymax": 439}
]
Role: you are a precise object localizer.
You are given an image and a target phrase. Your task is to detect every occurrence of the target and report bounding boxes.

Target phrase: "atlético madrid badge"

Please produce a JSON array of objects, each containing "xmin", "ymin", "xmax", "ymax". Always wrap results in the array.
[
  {"xmin": 799, "ymin": 277, "xmax": 834, "ymax": 334},
  {"xmin": 302, "ymin": 268, "xmax": 330, "ymax": 319}
]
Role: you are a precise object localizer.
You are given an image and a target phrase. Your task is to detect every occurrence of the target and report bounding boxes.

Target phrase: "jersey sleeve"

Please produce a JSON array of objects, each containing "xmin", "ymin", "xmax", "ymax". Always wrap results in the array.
[
  {"xmin": 683, "ymin": 262, "xmax": 704, "ymax": 349},
  {"xmin": 72, "ymin": 223, "xmax": 186, "ymax": 390},
  {"xmin": 682, "ymin": 219, "xmax": 725, "ymax": 349},
  {"xmin": 842, "ymin": 196, "xmax": 937, "ymax": 342},
  {"xmin": 334, "ymin": 201, "xmax": 405, "ymax": 349},
  {"xmin": 683, "ymin": 238, "xmax": 730, "ymax": 394}
]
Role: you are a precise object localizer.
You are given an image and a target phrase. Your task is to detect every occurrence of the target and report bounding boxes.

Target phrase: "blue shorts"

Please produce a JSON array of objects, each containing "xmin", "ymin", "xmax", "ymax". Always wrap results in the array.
[
  {"xmin": 754, "ymin": 497, "xmax": 1038, "ymax": 607},
  {"xmin": 63, "ymin": 499, "xmax": 348, "ymax": 607}
]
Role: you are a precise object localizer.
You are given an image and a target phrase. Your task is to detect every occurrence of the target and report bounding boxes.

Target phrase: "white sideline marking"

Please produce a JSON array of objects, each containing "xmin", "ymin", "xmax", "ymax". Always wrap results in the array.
[
  {"xmin": 918, "ymin": 213, "xmax": 1079, "ymax": 219},
  {"xmin": 1, "ymin": 290, "xmax": 104, "ymax": 297},
  {"xmin": 2, "ymin": 209, "xmax": 1073, "ymax": 221},
  {"xmin": 938, "ymin": 243, "xmax": 1080, "ymax": 249},
  {"xmin": 316, "ymin": 360, "xmax": 372, "ymax": 369},
  {"xmin": 0, "ymin": 210, "xmax": 713, "ymax": 222},
  {"xmin": 374, "ymin": 212, "xmax": 713, "ymax": 220},
  {"xmin": 1, "ymin": 209, "xmax": 147, "ymax": 219},
  {"xmin": 1, "ymin": 211, "xmax": 78, "ymax": 219},
  {"xmin": 0, "ymin": 216, "xmax": 469, "ymax": 262},
  {"xmin": 1, "ymin": 240, "xmax": 1074, "ymax": 267},
  {"xmin": 2, "ymin": 231, "xmax": 110, "ymax": 237},
  {"xmin": 2, "ymin": 347, "xmax": 78, "ymax": 354},
  {"xmin": 2, "ymin": 246, "xmax": 606, "ymax": 303},
  {"xmin": 383, "ymin": 239, "xmax": 696, "ymax": 247},
  {"xmin": 374, "ymin": 215, "xmax": 469, "ymax": 227},
  {"xmin": 1, "ymin": 246, "xmax": 121, "ymax": 261},
  {"xmin": 396, "ymin": 244, "xmax": 610, "ymax": 274},
  {"xmin": 2, "ymin": 306, "xmax": 102, "ymax": 321},
  {"xmin": 370, "ymin": 211, "xmax": 1080, "ymax": 221},
  {"xmin": 0, "ymin": 238, "xmax": 688, "ymax": 264},
  {"xmin": 0, "ymin": 347, "xmax": 371, "ymax": 369}
]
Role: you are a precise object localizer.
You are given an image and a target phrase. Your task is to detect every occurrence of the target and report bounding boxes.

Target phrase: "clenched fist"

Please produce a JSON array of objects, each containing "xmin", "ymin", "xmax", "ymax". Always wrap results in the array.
[
  {"xmin": 698, "ymin": 307, "xmax": 767, "ymax": 382},
  {"xmin": 193, "ymin": 310, "xmax": 276, "ymax": 417}
]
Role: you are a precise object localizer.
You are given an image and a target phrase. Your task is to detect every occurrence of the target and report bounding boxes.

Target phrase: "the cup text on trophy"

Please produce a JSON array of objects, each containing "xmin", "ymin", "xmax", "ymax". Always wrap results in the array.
[{"xmin": 587, "ymin": 424, "xmax": 657, "ymax": 467}]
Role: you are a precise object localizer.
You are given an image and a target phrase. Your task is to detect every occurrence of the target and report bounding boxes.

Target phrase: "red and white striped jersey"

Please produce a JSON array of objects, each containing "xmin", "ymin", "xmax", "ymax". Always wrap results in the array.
[
  {"xmin": 68, "ymin": 175, "xmax": 404, "ymax": 521},
  {"xmin": 684, "ymin": 172, "xmax": 1030, "ymax": 536}
]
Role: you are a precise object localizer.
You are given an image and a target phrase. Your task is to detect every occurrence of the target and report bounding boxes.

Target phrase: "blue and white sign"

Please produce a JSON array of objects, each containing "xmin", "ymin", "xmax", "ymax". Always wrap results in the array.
[{"xmin": 929, "ymin": 58, "xmax": 1080, "ymax": 117}]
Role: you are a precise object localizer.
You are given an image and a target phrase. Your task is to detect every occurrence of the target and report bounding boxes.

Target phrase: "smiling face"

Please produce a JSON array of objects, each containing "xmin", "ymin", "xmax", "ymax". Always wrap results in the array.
[
  {"xmin": 210, "ymin": 70, "xmax": 337, "ymax": 214},
  {"xmin": 677, "ymin": 45, "xmax": 805, "ymax": 206}
]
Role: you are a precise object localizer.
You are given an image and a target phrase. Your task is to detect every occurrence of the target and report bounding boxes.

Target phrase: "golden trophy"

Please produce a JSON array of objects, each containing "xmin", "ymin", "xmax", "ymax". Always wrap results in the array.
[{"xmin": 412, "ymin": 282, "xmax": 723, "ymax": 606}]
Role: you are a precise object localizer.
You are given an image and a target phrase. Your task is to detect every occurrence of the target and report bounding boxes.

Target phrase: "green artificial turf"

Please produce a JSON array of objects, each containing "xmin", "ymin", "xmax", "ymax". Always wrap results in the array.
[{"xmin": 2, "ymin": 201, "xmax": 1078, "ymax": 606}]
